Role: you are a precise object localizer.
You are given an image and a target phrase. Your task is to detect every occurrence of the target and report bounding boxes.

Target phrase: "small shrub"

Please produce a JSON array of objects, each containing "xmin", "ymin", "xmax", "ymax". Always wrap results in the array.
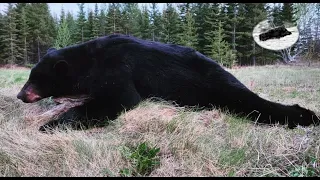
[
  {"xmin": 288, "ymin": 156, "xmax": 319, "ymax": 177},
  {"xmin": 119, "ymin": 142, "xmax": 160, "ymax": 176}
]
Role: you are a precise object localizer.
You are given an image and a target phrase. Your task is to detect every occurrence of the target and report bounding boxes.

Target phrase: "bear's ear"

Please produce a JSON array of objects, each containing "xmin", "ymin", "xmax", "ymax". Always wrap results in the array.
[
  {"xmin": 53, "ymin": 60, "xmax": 69, "ymax": 75},
  {"xmin": 47, "ymin": 47, "xmax": 57, "ymax": 54}
]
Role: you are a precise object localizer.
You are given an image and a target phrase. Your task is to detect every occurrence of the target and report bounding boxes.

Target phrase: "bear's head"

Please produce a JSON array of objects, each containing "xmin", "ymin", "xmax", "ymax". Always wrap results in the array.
[
  {"xmin": 278, "ymin": 26, "xmax": 292, "ymax": 37},
  {"xmin": 17, "ymin": 48, "xmax": 76, "ymax": 103}
]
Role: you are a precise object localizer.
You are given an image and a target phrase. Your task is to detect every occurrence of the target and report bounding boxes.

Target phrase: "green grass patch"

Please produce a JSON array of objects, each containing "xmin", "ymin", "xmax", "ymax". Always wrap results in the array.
[
  {"xmin": 218, "ymin": 147, "xmax": 247, "ymax": 167},
  {"xmin": 0, "ymin": 69, "xmax": 30, "ymax": 87},
  {"xmin": 119, "ymin": 142, "xmax": 160, "ymax": 177}
]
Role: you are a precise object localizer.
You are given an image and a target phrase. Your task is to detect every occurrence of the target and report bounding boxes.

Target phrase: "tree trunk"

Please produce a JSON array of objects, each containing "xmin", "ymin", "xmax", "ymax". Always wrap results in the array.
[
  {"xmin": 24, "ymin": 36, "xmax": 27, "ymax": 65},
  {"xmin": 232, "ymin": 5, "xmax": 236, "ymax": 51},
  {"xmin": 37, "ymin": 36, "xmax": 40, "ymax": 62},
  {"xmin": 10, "ymin": 33, "xmax": 14, "ymax": 64},
  {"xmin": 152, "ymin": 28, "xmax": 155, "ymax": 41},
  {"xmin": 81, "ymin": 27, "xmax": 84, "ymax": 42},
  {"xmin": 113, "ymin": 9, "xmax": 116, "ymax": 34},
  {"xmin": 253, "ymin": 41, "xmax": 256, "ymax": 66}
]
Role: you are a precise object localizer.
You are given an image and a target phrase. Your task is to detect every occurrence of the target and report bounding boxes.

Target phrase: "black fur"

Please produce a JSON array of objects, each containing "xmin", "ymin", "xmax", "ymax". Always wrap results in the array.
[
  {"xmin": 259, "ymin": 26, "xmax": 292, "ymax": 41},
  {"xmin": 17, "ymin": 34, "xmax": 319, "ymax": 131}
]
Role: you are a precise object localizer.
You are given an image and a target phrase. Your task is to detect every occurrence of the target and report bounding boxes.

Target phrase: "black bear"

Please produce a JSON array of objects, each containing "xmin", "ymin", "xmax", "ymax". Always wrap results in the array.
[
  {"xmin": 259, "ymin": 25, "xmax": 292, "ymax": 41},
  {"xmin": 17, "ymin": 34, "xmax": 319, "ymax": 131}
]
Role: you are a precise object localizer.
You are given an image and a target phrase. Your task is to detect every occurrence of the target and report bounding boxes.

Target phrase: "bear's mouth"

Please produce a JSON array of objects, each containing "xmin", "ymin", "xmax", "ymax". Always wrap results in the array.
[{"xmin": 17, "ymin": 84, "xmax": 43, "ymax": 103}]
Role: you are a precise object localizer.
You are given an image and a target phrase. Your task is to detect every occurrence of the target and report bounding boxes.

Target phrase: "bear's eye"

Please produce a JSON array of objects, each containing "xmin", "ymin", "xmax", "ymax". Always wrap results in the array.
[{"xmin": 300, "ymin": 114, "xmax": 303, "ymax": 118}]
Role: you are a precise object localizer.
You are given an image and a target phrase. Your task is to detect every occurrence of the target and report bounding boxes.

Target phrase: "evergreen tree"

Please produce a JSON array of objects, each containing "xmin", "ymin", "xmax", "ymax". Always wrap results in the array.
[
  {"xmin": 178, "ymin": 4, "xmax": 198, "ymax": 49},
  {"xmin": 281, "ymin": 3, "xmax": 295, "ymax": 24},
  {"xmin": 93, "ymin": 3, "xmax": 100, "ymax": 38},
  {"xmin": 75, "ymin": 3, "xmax": 86, "ymax": 43},
  {"xmin": 106, "ymin": 3, "xmax": 122, "ymax": 34},
  {"xmin": 138, "ymin": 5, "xmax": 150, "ymax": 40},
  {"xmin": 15, "ymin": 3, "xmax": 30, "ymax": 64},
  {"xmin": 66, "ymin": 11, "xmax": 76, "ymax": 44},
  {"xmin": 235, "ymin": 3, "xmax": 268, "ymax": 65},
  {"xmin": 193, "ymin": 3, "xmax": 211, "ymax": 53},
  {"xmin": 54, "ymin": 18, "xmax": 71, "ymax": 49},
  {"xmin": 121, "ymin": 3, "xmax": 141, "ymax": 37},
  {"xmin": 1, "ymin": 3, "xmax": 21, "ymax": 64},
  {"xmin": 85, "ymin": 9, "xmax": 95, "ymax": 41},
  {"xmin": 314, "ymin": 3, "xmax": 320, "ymax": 55},
  {"xmin": 205, "ymin": 20, "xmax": 235, "ymax": 67},
  {"xmin": 52, "ymin": 13, "xmax": 59, "ymax": 35},
  {"xmin": 18, "ymin": 7, "xmax": 29, "ymax": 65},
  {"xmin": 203, "ymin": 3, "xmax": 220, "ymax": 56},
  {"xmin": 40, "ymin": 3, "xmax": 56, "ymax": 51},
  {"xmin": 149, "ymin": 3, "xmax": 161, "ymax": 41},
  {"xmin": 224, "ymin": 3, "xmax": 240, "ymax": 52},
  {"xmin": 24, "ymin": 3, "xmax": 56, "ymax": 63},
  {"xmin": 271, "ymin": 3, "xmax": 283, "ymax": 26},
  {"xmin": 0, "ymin": 13, "xmax": 6, "ymax": 63},
  {"xmin": 98, "ymin": 4, "xmax": 107, "ymax": 36},
  {"xmin": 59, "ymin": 7, "xmax": 65, "ymax": 25},
  {"xmin": 251, "ymin": 3, "xmax": 268, "ymax": 65},
  {"xmin": 160, "ymin": 3, "xmax": 180, "ymax": 44}
]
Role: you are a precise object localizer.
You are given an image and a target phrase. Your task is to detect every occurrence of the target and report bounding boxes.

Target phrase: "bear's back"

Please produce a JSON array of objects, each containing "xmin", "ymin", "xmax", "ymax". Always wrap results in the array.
[{"xmin": 98, "ymin": 34, "xmax": 197, "ymax": 57}]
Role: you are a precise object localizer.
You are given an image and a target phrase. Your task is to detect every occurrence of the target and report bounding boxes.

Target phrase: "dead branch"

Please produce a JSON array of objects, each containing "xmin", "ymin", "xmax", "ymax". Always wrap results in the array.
[{"xmin": 25, "ymin": 95, "xmax": 91, "ymax": 128}]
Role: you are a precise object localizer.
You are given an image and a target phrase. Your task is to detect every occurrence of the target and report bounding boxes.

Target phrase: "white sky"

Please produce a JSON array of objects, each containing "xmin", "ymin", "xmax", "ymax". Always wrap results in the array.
[{"xmin": 0, "ymin": 3, "xmax": 166, "ymax": 17}]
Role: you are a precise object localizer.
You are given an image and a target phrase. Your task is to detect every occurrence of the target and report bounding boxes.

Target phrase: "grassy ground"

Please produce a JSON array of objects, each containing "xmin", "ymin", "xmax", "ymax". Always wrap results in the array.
[{"xmin": 0, "ymin": 65, "xmax": 319, "ymax": 177}]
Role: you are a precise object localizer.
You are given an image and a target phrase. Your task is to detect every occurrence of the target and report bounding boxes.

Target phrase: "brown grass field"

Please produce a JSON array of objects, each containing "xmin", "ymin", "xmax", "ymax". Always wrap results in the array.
[{"xmin": 0, "ymin": 64, "xmax": 319, "ymax": 177}]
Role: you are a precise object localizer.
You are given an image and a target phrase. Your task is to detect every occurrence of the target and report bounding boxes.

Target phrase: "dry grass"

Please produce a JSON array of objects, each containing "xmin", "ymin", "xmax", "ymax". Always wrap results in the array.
[{"xmin": 0, "ymin": 65, "xmax": 319, "ymax": 177}]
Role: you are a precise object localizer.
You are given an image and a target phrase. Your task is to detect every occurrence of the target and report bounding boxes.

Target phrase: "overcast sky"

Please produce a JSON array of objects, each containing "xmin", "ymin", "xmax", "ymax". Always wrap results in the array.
[
  {"xmin": 0, "ymin": 3, "xmax": 166, "ymax": 17},
  {"xmin": 0, "ymin": 3, "xmax": 110, "ymax": 16}
]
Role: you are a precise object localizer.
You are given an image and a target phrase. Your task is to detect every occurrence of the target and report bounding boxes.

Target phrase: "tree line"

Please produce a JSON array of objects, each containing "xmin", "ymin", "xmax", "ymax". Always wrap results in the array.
[{"xmin": 0, "ymin": 3, "xmax": 319, "ymax": 67}]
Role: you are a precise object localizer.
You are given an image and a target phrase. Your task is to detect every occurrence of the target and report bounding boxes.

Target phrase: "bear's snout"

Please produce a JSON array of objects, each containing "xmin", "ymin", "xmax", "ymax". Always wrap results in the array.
[
  {"xmin": 17, "ymin": 84, "xmax": 42, "ymax": 103},
  {"xmin": 16, "ymin": 92, "xmax": 24, "ymax": 101}
]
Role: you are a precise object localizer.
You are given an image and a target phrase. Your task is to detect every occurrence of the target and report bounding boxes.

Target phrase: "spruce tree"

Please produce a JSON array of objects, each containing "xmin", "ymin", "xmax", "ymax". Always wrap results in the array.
[
  {"xmin": 54, "ymin": 18, "xmax": 71, "ymax": 49},
  {"xmin": 85, "ymin": 10, "xmax": 95, "ymax": 41},
  {"xmin": 75, "ymin": 3, "xmax": 86, "ymax": 43},
  {"xmin": 98, "ymin": 4, "xmax": 107, "ymax": 36},
  {"xmin": 281, "ymin": 3, "xmax": 295, "ymax": 25},
  {"xmin": 93, "ymin": 3, "xmax": 100, "ymax": 38},
  {"xmin": 178, "ymin": 4, "xmax": 198, "ymax": 49},
  {"xmin": 106, "ymin": 3, "xmax": 122, "ymax": 34},
  {"xmin": 19, "ymin": 7, "xmax": 29, "ymax": 65},
  {"xmin": 138, "ymin": 5, "xmax": 150, "ymax": 40},
  {"xmin": 1, "ymin": 3, "xmax": 21, "ymax": 64},
  {"xmin": 121, "ymin": 3, "xmax": 141, "ymax": 37},
  {"xmin": 66, "ymin": 11, "xmax": 76, "ymax": 44},
  {"xmin": 203, "ymin": 3, "xmax": 220, "ymax": 56},
  {"xmin": 149, "ymin": 3, "xmax": 161, "ymax": 41},
  {"xmin": 224, "ymin": 3, "xmax": 240, "ymax": 52},
  {"xmin": 0, "ymin": 13, "xmax": 6, "ymax": 64},
  {"xmin": 206, "ymin": 20, "xmax": 235, "ymax": 67},
  {"xmin": 15, "ymin": 3, "xmax": 30, "ymax": 64},
  {"xmin": 193, "ymin": 3, "xmax": 210, "ymax": 53},
  {"xmin": 59, "ymin": 7, "xmax": 65, "ymax": 25},
  {"xmin": 160, "ymin": 3, "xmax": 180, "ymax": 44}
]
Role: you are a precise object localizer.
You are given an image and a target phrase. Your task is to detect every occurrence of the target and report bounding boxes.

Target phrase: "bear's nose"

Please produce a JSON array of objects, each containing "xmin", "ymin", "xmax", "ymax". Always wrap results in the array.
[{"xmin": 17, "ymin": 92, "xmax": 24, "ymax": 100}]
